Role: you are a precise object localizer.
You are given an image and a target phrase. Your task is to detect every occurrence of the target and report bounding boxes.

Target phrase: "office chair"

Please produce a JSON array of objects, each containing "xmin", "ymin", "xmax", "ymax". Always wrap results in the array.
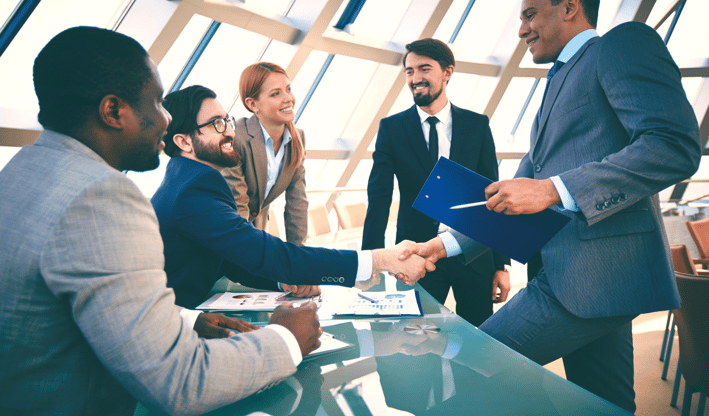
[
  {"xmin": 686, "ymin": 218, "xmax": 709, "ymax": 270},
  {"xmin": 674, "ymin": 271, "xmax": 709, "ymax": 416}
]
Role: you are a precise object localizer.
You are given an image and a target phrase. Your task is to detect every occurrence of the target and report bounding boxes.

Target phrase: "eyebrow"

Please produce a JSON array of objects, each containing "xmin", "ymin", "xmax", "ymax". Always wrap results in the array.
[
  {"xmin": 267, "ymin": 85, "xmax": 289, "ymax": 94},
  {"xmin": 521, "ymin": 7, "xmax": 536, "ymax": 18},
  {"xmin": 405, "ymin": 63, "xmax": 433, "ymax": 71}
]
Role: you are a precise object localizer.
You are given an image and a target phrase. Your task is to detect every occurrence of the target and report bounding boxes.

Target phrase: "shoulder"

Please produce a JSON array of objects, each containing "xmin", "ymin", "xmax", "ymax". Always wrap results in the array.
[
  {"xmin": 382, "ymin": 105, "xmax": 416, "ymax": 124},
  {"xmin": 451, "ymin": 104, "xmax": 489, "ymax": 125},
  {"xmin": 599, "ymin": 22, "xmax": 664, "ymax": 52}
]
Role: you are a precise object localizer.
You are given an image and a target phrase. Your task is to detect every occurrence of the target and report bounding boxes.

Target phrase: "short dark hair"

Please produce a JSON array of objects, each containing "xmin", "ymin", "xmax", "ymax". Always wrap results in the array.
[
  {"xmin": 403, "ymin": 38, "xmax": 455, "ymax": 70},
  {"xmin": 33, "ymin": 26, "xmax": 152, "ymax": 134},
  {"xmin": 161, "ymin": 85, "xmax": 217, "ymax": 157},
  {"xmin": 550, "ymin": 0, "xmax": 599, "ymax": 27}
]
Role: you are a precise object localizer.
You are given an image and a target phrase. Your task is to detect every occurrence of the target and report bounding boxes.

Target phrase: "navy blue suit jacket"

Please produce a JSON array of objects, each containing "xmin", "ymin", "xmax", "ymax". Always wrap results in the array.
[
  {"xmin": 362, "ymin": 104, "xmax": 507, "ymax": 274},
  {"xmin": 151, "ymin": 157, "xmax": 357, "ymax": 308}
]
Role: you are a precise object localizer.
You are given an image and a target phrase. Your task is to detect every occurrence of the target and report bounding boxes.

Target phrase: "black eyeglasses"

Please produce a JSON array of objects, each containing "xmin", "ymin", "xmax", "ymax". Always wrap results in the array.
[{"xmin": 195, "ymin": 115, "xmax": 236, "ymax": 134}]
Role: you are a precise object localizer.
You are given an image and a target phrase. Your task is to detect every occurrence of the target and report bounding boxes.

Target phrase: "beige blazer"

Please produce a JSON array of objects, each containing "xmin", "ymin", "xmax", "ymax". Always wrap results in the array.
[{"xmin": 222, "ymin": 115, "xmax": 308, "ymax": 245}]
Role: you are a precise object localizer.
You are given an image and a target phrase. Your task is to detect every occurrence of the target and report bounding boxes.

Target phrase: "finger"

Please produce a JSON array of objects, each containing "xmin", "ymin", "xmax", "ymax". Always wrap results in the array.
[
  {"xmin": 499, "ymin": 286, "xmax": 511, "ymax": 302},
  {"xmin": 484, "ymin": 182, "xmax": 501, "ymax": 200},
  {"xmin": 281, "ymin": 284, "xmax": 296, "ymax": 292},
  {"xmin": 425, "ymin": 260, "xmax": 436, "ymax": 272},
  {"xmin": 491, "ymin": 281, "xmax": 499, "ymax": 301},
  {"xmin": 398, "ymin": 245, "xmax": 417, "ymax": 260},
  {"xmin": 300, "ymin": 301, "xmax": 318, "ymax": 311},
  {"xmin": 205, "ymin": 325, "xmax": 235, "ymax": 339},
  {"xmin": 235, "ymin": 319, "xmax": 260, "ymax": 332}
]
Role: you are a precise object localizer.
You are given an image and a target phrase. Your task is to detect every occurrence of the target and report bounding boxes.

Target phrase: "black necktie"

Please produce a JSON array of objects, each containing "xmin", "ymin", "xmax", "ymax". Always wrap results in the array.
[
  {"xmin": 540, "ymin": 60, "xmax": 564, "ymax": 110},
  {"xmin": 427, "ymin": 116, "xmax": 439, "ymax": 165}
]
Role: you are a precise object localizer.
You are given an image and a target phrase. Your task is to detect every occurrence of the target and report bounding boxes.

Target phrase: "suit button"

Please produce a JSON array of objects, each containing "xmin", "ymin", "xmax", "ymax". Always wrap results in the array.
[
  {"xmin": 534, "ymin": 165, "xmax": 542, "ymax": 173},
  {"xmin": 596, "ymin": 202, "xmax": 604, "ymax": 211},
  {"xmin": 619, "ymin": 193, "xmax": 626, "ymax": 201},
  {"xmin": 604, "ymin": 200, "xmax": 612, "ymax": 208},
  {"xmin": 251, "ymin": 212, "xmax": 258, "ymax": 216},
  {"xmin": 321, "ymin": 277, "xmax": 327, "ymax": 282},
  {"xmin": 339, "ymin": 277, "xmax": 345, "ymax": 283},
  {"xmin": 611, "ymin": 195, "xmax": 619, "ymax": 204}
]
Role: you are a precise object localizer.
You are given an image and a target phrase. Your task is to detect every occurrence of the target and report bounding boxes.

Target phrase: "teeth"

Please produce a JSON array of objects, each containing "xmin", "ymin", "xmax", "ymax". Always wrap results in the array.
[{"xmin": 222, "ymin": 142, "xmax": 233, "ymax": 150}]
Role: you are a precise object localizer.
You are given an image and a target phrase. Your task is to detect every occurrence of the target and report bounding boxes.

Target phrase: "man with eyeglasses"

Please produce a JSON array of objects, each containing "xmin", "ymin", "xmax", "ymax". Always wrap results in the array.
[{"xmin": 151, "ymin": 85, "xmax": 434, "ymax": 310}]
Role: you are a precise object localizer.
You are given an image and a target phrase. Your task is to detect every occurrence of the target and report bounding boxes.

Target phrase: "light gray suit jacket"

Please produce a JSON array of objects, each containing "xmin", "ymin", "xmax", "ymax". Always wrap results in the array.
[
  {"xmin": 0, "ymin": 131, "xmax": 296, "ymax": 415},
  {"xmin": 222, "ymin": 115, "xmax": 308, "ymax": 245},
  {"xmin": 458, "ymin": 23, "xmax": 700, "ymax": 319}
]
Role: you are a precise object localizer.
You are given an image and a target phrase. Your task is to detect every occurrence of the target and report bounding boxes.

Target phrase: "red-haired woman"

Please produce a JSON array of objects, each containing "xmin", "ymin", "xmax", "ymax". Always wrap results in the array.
[{"xmin": 222, "ymin": 62, "xmax": 308, "ymax": 247}]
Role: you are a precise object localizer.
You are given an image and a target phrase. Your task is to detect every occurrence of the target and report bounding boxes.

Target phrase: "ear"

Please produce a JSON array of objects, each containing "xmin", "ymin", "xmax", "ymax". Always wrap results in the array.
[
  {"xmin": 443, "ymin": 65, "xmax": 454, "ymax": 83},
  {"xmin": 244, "ymin": 97, "xmax": 259, "ymax": 114},
  {"xmin": 172, "ymin": 133, "xmax": 194, "ymax": 154},
  {"xmin": 563, "ymin": 0, "xmax": 581, "ymax": 21},
  {"xmin": 98, "ymin": 95, "xmax": 129, "ymax": 129}
]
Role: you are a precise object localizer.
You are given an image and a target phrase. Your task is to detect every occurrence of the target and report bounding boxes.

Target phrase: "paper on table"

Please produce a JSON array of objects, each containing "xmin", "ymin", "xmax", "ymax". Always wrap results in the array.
[
  {"xmin": 304, "ymin": 332, "xmax": 355, "ymax": 359},
  {"xmin": 196, "ymin": 291, "xmax": 322, "ymax": 311},
  {"xmin": 333, "ymin": 290, "xmax": 423, "ymax": 317}
]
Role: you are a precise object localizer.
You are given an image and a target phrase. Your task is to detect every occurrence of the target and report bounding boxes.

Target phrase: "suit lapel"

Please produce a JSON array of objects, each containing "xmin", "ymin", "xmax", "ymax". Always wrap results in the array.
[
  {"xmin": 449, "ymin": 104, "xmax": 467, "ymax": 163},
  {"xmin": 533, "ymin": 37, "xmax": 598, "ymax": 158},
  {"xmin": 245, "ymin": 115, "xmax": 269, "ymax": 206},
  {"xmin": 403, "ymin": 105, "xmax": 433, "ymax": 171}
]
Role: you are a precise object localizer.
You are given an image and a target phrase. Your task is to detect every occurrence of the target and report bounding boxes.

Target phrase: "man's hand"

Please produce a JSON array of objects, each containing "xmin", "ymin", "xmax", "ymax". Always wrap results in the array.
[
  {"xmin": 390, "ymin": 237, "xmax": 447, "ymax": 285},
  {"xmin": 485, "ymin": 178, "xmax": 560, "ymax": 215},
  {"xmin": 397, "ymin": 236, "xmax": 448, "ymax": 263},
  {"xmin": 269, "ymin": 302, "xmax": 322, "ymax": 356},
  {"xmin": 280, "ymin": 284, "xmax": 321, "ymax": 298},
  {"xmin": 371, "ymin": 240, "xmax": 435, "ymax": 286},
  {"xmin": 193, "ymin": 312, "xmax": 260, "ymax": 338},
  {"xmin": 492, "ymin": 270, "xmax": 511, "ymax": 303},
  {"xmin": 355, "ymin": 272, "xmax": 381, "ymax": 291}
]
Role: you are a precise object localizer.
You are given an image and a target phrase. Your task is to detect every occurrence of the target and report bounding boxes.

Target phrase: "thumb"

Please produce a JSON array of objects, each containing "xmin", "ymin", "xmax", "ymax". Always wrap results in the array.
[{"xmin": 398, "ymin": 245, "xmax": 418, "ymax": 260}]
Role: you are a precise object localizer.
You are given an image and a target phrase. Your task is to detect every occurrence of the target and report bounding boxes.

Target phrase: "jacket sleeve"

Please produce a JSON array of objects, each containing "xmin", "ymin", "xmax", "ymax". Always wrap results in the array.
[
  {"xmin": 559, "ymin": 23, "xmax": 700, "ymax": 225},
  {"xmin": 283, "ymin": 129, "xmax": 308, "ymax": 246},
  {"xmin": 221, "ymin": 136, "xmax": 251, "ymax": 220},
  {"xmin": 41, "ymin": 174, "xmax": 295, "ymax": 415},
  {"xmin": 172, "ymin": 169, "xmax": 358, "ymax": 287},
  {"xmin": 362, "ymin": 119, "xmax": 395, "ymax": 250}
]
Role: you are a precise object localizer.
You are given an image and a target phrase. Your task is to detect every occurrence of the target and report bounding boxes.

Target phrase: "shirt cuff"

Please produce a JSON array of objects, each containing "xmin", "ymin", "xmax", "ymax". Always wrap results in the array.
[
  {"xmin": 355, "ymin": 250, "xmax": 373, "ymax": 281},
  {"xmin": 264, "ymin": 324, "xmax": 302, "ymax": 367},
  {"xmin": 550, "ymin": 176, "xmax": 580, "ymax": 212},
  {"xmin": 439, "ymin": 231, "xmax": 462, "ymax": 257},
  {"xmin": 180, "ymin": 308, "xmax": 202, "ymax": 331}
]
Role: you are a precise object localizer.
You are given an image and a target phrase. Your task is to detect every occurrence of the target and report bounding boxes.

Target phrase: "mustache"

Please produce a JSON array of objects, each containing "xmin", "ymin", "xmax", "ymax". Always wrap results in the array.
[{"xmin": 411, "ymin": 82, "xmax": 429, "ymax": 88}]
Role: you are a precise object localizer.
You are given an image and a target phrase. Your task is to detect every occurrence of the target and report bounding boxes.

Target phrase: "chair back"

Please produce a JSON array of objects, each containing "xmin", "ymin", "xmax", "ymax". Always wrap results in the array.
[
  {"xmin": 670, "ymin": 244, "xmax": 697, "ymax": 275},
  {"xmin": 332, "ymin": 201, "xmax": 367, "ymax": 230},
  {"xmin": 686, "ymin": 217, "xmax": 709, "ymax": 260},
  {"xmin": 674, "ymin": 271, "xmax": 709, "ymax": 396},
  {"xmin": 307, "ymin": 204, "xmax": 331, "ymax": 238}
]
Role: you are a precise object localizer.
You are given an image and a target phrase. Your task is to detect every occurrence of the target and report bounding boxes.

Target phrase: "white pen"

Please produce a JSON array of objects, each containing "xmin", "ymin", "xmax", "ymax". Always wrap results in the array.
[
  {"xmin": 450, "ymin": 201, "xmax": 487, "ymax": 209},
  {"xmin": 357, "ymin": 292, "xmax": 379, "ymax": 303}
]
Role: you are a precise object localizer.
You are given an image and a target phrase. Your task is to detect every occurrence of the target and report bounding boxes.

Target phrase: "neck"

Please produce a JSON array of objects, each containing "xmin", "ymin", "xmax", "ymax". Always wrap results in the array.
[
  {"xmin": 71, "ymin": 126, "xmax": 123, "ymax": 171},
  {"xmin": 180, "ymin": 152, "xmax": 221, "ymax": 171},
  {"xmin": 419, "ymin": 95, "xmax": 448, "ymax": 116},
  {"xmin": 258, "ymin": 117, "xmax": 286, "ymax": 142}
]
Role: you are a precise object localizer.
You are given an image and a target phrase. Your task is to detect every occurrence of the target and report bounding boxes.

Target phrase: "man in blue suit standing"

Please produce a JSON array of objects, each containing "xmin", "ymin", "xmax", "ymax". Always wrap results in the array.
[
  {"xmin": 362, "ymin": 38, "xmax": 510, "ymax": 327},
  {"xmin": 151, "ymin": 85, "xmax": 432, "ymax": 309},
  {"xmin": 402, "ymin": 0, "xmax": 701, "ymax": 412}
]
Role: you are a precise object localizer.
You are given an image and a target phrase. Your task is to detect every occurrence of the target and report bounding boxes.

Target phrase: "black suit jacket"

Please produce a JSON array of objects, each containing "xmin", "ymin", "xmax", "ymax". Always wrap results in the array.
[{"xmin": 362, "ymin": 104, "xmax": 508, "ymax": 272}]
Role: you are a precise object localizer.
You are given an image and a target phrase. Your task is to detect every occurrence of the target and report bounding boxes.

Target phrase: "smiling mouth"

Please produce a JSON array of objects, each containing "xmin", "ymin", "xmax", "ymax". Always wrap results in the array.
[
  {"xmin": 412, "ymin": 83, "xmax": 429, "ymax": 92},
  {"xmin": 221, "ymin": 139, "xmax": 233, "ymax": 151},
  {"xmin": 280, "ymin": 106, "xmax": 293, "ymax": 113}
]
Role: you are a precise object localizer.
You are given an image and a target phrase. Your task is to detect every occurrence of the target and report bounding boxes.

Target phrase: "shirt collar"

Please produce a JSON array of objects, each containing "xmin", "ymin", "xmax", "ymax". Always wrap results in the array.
[
  {"xmin": 258, "ymin": 120, "xmax": 292, "ymax": 147},
  {"xmin": 416, "ymin": 100, "xmax": 452, "ymax": 126},
  {"xmin": 558, "ymin": 29, "xmax": 598, "ymax": 63}
]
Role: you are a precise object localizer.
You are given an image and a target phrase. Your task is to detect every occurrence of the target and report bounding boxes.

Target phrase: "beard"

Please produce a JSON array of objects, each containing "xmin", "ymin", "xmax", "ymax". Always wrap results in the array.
[
  {"xmin": 193, "ymin": 135, "xmax": 240, "ymax": 168},
  {"xmin": 411, "ymin": 82, "xmax": 443, "ymax": 107}
]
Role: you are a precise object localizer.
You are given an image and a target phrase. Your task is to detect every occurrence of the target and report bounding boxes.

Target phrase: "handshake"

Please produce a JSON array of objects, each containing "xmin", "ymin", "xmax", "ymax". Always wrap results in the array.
[{"xmin": 370, "ymin": 237, "xmax": 449, "ymax": 286}]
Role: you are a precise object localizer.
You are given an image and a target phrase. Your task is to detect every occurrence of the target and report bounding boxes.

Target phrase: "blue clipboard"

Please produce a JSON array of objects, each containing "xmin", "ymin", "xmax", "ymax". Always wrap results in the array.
[{"xmin": 412, "ymin": 157, "xmax": 572, "ymax": 264}]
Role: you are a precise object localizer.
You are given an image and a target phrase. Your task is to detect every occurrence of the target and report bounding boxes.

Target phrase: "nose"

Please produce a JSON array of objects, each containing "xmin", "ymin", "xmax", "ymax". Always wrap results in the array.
[
  {"xmin": 411, "ymin": 70, "xmax": 423, "ymax": 85},
  {"xmin": 519, "ymin": 21, "xmax": 529, "ymax": 39},
  {"xmin": 162, "ymin": 105, "xmax": 172, "ymax": 127}
]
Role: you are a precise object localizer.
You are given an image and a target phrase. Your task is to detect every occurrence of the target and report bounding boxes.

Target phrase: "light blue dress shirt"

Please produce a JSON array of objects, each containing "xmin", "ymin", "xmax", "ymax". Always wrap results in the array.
[{"xmin": 258, "ymin": 121, "xmax": 292, "ymax": 200}]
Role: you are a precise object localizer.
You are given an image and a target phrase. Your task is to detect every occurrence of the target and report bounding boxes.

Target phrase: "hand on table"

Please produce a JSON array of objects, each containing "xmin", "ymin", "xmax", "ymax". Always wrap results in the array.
[
  {"xmin": 281, "ymin": 284, "xmax": 321, "ymax": 298},
  {"xmin": 269, "ymin": 301, "xmax": 322, "ymax": 356},
  {"xmin": 193, "ymin": 312, "xmax": 260, "ymax": 338}
]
